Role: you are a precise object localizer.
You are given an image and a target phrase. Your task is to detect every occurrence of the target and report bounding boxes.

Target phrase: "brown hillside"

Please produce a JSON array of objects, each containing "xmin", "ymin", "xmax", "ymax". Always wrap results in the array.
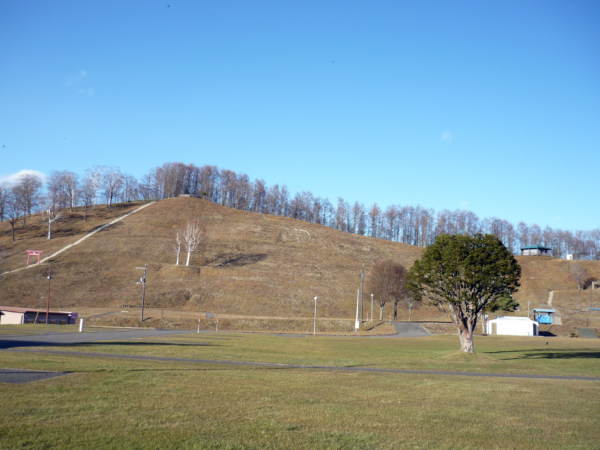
[
  {"xmin": 513, "ymin": 256, "xmax": 600, "ymax": 309},
  {"xmin": 0, "ymin": 198, "xmax": 424, "ymax": 318},
  {"xmin": 2, "ymin": 198, "xmax": 599, "ymax": 322}
]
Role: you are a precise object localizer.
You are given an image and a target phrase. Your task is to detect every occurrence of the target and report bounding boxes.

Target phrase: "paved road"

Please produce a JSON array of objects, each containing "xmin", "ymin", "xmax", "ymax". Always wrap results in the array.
[
  {"xmin": 4, "ymin": 348, "xmax": 600, "ymax": 382},
  {"xmin": 0, "ymin": 368, "xmax": 68, "ymax": 384},
  {"xmin": 0, "ymin": 328, "xmax": 193, "ymax": 349}
]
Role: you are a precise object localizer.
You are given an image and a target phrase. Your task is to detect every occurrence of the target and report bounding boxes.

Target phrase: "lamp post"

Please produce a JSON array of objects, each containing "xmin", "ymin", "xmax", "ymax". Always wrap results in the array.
[
  {"xmin": 46, "ymin": 266, "xmax": 52, "ymax": 324},
  {"xmin": 313, "ymin": 297, "xmax": 318, "ymax": 335},
  {"xmin": 135, "ymin": 265, "xmax": 147, "ymax": 322},
  {"xmin": 355, "ymin": 290, "xmax": 360, "ymax": 332},
  {"xmin": 360, "ymin": 264, "xmax": 364, "ymax": 323}
]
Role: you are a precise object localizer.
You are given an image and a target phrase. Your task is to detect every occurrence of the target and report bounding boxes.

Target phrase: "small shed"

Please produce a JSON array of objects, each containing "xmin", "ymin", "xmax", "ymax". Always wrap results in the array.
[
  {"xmin": 520, "ymin": 245, "xmax": 552, "ymax": 256},
  {"xmin": 532, "ymin": 308, "xmax": 560, "ymax": 325},
  {"xmin": 487, "ymin": 316, "xmax": 539, "ymax": 336},
  {"xmin": 0, "ymin": 306, "xmax": 78, "ymax": 325}
]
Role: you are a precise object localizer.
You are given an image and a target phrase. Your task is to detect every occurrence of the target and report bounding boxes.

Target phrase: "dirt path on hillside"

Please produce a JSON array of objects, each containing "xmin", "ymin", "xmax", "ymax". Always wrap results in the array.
[{"xmin": 0, "ymin": 202, "xmax": 154, "ymax": 277}]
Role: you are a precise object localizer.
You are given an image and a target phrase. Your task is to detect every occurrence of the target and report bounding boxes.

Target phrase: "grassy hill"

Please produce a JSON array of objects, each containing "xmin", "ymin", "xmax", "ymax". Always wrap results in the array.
[
  {"xmin": 0, "ymin": 198, "xmax": 424, "ymax": 318},
  {"xmin": 2, "ymin": 197, "xmax": 599, "ymax": 324}
]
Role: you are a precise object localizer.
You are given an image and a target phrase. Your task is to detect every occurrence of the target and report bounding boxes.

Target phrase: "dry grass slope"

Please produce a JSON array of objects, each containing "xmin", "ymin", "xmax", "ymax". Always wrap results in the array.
[
  {"xmin": 1, "ymin": 198, "xmax": 424, "ymax": 318},
  {"xmin": 2, "ymin": 197, "xmax": 600, "ymax": 322}
]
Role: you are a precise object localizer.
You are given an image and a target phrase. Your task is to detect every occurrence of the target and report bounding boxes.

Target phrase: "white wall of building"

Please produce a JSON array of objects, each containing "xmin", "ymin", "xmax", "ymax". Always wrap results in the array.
[
  {"xmin": 487, "ymin": 317, "xmax": 538, "ymax": 336},
  {"xmin": 0, "ymin": 311, "xmax": 25, "ymax": 325}
]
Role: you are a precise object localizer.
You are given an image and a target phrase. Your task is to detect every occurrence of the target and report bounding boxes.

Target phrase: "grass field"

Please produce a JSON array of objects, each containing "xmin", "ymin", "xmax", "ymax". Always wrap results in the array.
[{"xmin": 1, "ymin": 331, "xmax": 599, "ymax": 449}]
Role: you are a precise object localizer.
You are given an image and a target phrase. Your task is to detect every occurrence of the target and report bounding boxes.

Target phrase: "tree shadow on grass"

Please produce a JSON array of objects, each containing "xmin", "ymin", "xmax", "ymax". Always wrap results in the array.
[
  {"xmin": 0, "ymin": 340, "xmax": 220, "ymax": 350},
  {"xmin": 485, "ymin": 349, "xmax": 600, "ymax": 360}
]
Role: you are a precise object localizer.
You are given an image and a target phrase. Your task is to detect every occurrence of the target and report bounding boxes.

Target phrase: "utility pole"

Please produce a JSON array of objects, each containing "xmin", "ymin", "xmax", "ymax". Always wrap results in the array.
[
  {"xmin": 136, "ymin": 265, "xmax": 147, "ymax": 322},
  {"xmin": 360, "ymin": 264, "xmax": 364, "ymax": 323},
  {"xmin": 313, "ymin": 297, "xmax": 318, "ymax": 336},
  {"xmin": 355, "ymin": 290, "xmax": 360, "ymax": 332},
  {"xmin": 46, "ymin": 266, "xmax": 52, "ymax": 324}
]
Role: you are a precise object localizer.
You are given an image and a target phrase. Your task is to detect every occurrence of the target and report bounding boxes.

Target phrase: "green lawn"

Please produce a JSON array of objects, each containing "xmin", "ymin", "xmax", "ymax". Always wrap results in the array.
[{"xmin": 1, "ymin": 332, "xmax": 599, "ymax": 449}]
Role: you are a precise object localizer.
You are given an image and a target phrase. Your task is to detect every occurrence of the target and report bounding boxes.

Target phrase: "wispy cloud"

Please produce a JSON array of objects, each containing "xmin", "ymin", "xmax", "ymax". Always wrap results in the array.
[
  {"xmin": 553, "ymin": 216, "xmax": 561, "ymax": 221},
  {"xmin": 441, "ymin": 131, "xmax": 452, "ymax": 142},
  {"xmin": 64, "ymin": 69, "xmax": 88, "ymax": 86},
  {"xmin": 0, "ymin": 169, "xmax": 47, "ymax": 185},
  {"xmin": 459, "ymin": 202, "xmax": 468, "ymax": 209},
  {"xmin": 76, "ymin": 88, "xmax": 94, "ymax": 96}
]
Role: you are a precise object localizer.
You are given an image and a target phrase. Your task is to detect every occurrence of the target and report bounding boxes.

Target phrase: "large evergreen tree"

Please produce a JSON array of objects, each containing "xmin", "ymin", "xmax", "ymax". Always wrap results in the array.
[{"xmin": 407, "ymin": 234, "xmax": 521, "ymax": 353}]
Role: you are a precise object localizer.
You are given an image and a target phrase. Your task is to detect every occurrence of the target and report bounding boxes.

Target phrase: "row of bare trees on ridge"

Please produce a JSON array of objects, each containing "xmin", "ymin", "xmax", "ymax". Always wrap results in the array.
[{"xmin": 1, "ymin": 161, "xmax": 599, "ymax": 260}]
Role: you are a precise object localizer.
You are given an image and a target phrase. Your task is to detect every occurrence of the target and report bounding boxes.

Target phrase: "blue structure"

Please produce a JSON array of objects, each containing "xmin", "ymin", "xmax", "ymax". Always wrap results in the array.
[{"xmin": 533, "ymin": 308, "xmax": 556, "ymax": 324}]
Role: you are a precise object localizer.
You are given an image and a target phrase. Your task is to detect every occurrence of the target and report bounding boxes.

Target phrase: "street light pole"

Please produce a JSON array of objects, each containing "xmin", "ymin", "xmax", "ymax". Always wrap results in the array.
[
  {"xmin": 46, "ymin": 266, "xmax": 52, "ymax": 324},
  {"xmin": 313, "ymin": 297, "xmax": 318, "ymax": 335},
  {"xmin": 136, "ymin": 265, "xmax": 147, "ymax": 322},
  {"xmin": 361, "ymin": 264, "xmax": 364, "ymax": 323}
]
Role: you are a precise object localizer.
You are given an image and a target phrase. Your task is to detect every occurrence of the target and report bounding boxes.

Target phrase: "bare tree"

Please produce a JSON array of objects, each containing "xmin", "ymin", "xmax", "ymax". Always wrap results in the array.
[
  {"xmin": 86, "ymin": 166, "xmax": 105, "ymax": 209},
  {"xmin": 5, "ymin": 192, "xmax": 19, "ymax": 241},
  {"xmin": 79, "ymin": 177, "xmax": 95, "ymax": 221},
  {"xmin": 103, "ymin": 167, "xmax": 122, "ymax": 207},
  {"xmin": 61, "ymin": 171, "xmax": 79, "ymax": 212},
  {"xmin": 173, "ymin": 227, "xmax": 183, "ymax": 265},
  {"xmin": 183, "ymin": 219, "xmax": 205, "ymax": 266},
  {"xmin": 122, "ymin": 174, "xmax": 138, "ymax": 202},
  {"xmin": 570, "ymin": 262, "xmax": 588, "ymax": 291},
  {"xmin": 0, "ymin": 183, "xmax": 8, "ymax": 221},
  {"xmin": 368, "ymin": 259, "xmax": 408, "ymax": 320},
  {"xmin": 42, "ymin": 196, "xmax": 62, "ymax": 240},
  {"xmin": 12, "ymin": 173, "xmax": 43, "ymax": 225}
]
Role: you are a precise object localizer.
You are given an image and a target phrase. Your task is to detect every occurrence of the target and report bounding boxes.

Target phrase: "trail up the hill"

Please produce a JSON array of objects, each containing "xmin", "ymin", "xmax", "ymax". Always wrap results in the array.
[{"xmin": 1, "ymin": 202, "xmax": 154, "ymax": 276}]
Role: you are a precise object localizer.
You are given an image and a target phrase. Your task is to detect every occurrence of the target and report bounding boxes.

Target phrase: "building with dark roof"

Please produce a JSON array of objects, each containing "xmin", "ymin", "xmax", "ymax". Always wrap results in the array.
[{"xmin": 520, "ymin": 245, "xmax": 552, "ymax": 256}]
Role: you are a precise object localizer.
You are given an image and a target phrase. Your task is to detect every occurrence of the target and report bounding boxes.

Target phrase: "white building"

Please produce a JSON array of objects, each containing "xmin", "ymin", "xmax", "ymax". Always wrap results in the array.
[
  {"xmin": 0, "ymin": 306, "xmax": 78, "ymax": 325},
  {"xmin": 487, "ymin": 316, "xmax": 539, "ymax": 337}
]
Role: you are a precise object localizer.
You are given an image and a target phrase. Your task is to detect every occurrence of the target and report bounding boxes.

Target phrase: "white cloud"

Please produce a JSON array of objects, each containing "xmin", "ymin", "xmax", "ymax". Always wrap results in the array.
[
  {"xmin": 76, "ymin": 88, "xmax": 94, "ymax": 95},
  {"xmin": 0, "ymin": 169, "xmax": 47, "ymax": 185},
  {"xmin": 459, "ymin": 202, "xmax": 468, "ymax": 209},
  {"xmin": 64, "ymin": 69, "xmax": 87, "ymax": 86},
  {"xmin": 441, "ymin": 131, "xmax": 452, "ymax": 142},
  {"xmin": 553, "ymin": 216, "xmax": 561, "ymax": 221}
]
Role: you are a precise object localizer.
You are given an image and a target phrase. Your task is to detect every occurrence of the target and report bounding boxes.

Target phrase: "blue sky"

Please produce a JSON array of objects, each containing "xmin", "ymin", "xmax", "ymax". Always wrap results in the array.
[{"xmin": 1, "ymin": 0, "xmax": 599, "ymax": 230}]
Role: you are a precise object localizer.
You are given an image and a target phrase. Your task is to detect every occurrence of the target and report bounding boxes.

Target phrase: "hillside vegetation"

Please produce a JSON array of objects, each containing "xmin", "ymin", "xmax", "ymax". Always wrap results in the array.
[
  {"xmin": 0, "ymin": 198, "xmax": 423, "ymax": 318},
  {"xmin": 1, "ymin": 197, "xmax": 599, "ymax": 322}
]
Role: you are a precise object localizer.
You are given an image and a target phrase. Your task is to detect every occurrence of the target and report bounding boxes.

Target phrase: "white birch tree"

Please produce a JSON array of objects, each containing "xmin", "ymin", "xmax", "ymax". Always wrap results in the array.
[
  {"xmin": 173, "ymin": 227, "xmax": 183, "ymax": 265},
  {"xmin": 102, "ymin": 167, "xmax": 122, "ymax": 207},
  {"xmin": 42, "ymin": 196, "xmax": 62, "ymax": 240},
  {"xmin": 86, "ymin": 166, "xmax": 105, "ymax": 209},
  {"xmin": 183, "ymin": 219, "xmax": 204, "ymax": 266}
]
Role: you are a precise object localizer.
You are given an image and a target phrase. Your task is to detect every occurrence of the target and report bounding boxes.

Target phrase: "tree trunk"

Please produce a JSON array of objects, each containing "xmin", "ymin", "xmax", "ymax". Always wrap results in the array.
[
  {"xmin": 175, "ymin": 247, "xmax": 180, "ymax": 265},
  {"xmin": 47, "ymin": 220, "xmax": 52, "ymax": 240},
  {"xmin": 186, "ymin": 251, "xmax": 191, "ymax": 266},
  {"xmin": 393, "ymin": 302, "xmax": 397, "ymax": 321},
  {"xmin": 409, "ymin": 304, "xmax": 412, "ymax": 321},
  {"xmin": 459, "ymin": 328, "xmax": 474, "ymax": 353},
  {"xmin": 379, "ymin": 305, "xmax": 383, "ymax": 320}
]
